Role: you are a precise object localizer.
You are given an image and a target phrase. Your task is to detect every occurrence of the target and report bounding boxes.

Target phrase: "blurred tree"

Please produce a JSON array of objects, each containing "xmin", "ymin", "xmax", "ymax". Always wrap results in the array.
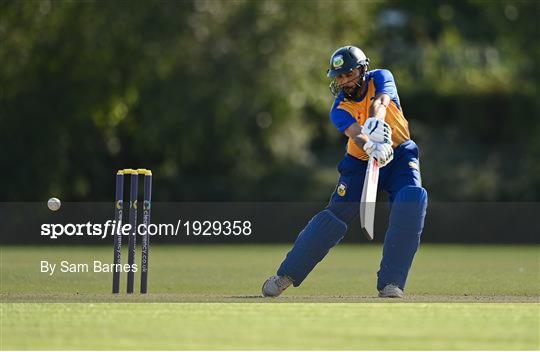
[{"xmin": 0, "ymin": 0, "xmax": 538, "ymax": 202}]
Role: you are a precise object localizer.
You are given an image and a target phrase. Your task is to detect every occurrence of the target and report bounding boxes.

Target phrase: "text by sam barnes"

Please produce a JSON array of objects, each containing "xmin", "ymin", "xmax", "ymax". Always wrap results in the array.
[{"xmin": 40, "ymin": 260, "xmax": 137, "ymax": 276}]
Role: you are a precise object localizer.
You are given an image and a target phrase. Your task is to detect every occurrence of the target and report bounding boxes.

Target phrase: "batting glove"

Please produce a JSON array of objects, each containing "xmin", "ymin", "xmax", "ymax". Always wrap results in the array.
[
  {"xmin": 372, "ymin": 143, "xmax": 394, "ymax": 167},
  {"xmin": 363, "ymin": 140, "xmax": 377, "ymax": 156},
  {"xmin": 362, "ymin": 118, "xmax": 392, "ymax": 144}
]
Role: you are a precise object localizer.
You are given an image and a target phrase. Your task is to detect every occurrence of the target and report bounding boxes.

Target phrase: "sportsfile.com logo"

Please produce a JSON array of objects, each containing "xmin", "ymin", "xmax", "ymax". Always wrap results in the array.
[
  {"xmin": 40, "ymin": 220, "xmax": 163, "ymax": 239},
  {"xmin": 40, "ymin": 219, "xmax": 253, "ymax": 239}
]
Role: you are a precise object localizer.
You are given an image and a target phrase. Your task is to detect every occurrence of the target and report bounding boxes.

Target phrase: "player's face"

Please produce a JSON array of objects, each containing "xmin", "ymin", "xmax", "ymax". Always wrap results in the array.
[{"xmin": 336, "ymin": 69, "xmax": 361, "ymax": 95}]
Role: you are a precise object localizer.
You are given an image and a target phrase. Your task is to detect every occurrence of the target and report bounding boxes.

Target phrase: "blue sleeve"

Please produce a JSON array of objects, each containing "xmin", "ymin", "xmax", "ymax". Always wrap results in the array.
[
  {"xmin": 330, "ymin": 107, "xmax": 356, "ymax": 133},
  {"xmin": 372, "ymin": 69, "xmax": 401, "ymax": 109}
]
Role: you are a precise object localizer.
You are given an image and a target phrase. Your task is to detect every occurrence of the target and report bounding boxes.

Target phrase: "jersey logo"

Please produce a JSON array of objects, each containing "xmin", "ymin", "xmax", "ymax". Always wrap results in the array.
[
  {"xmin": 337, "ymin": 182, "xmax": 347, "ymax": 197},
  {"xmin": 332, "ymin": 55, "xmax": 344, "ymax": 69},
  {"xmin": 409, "ymin": 161, "xmax": 419, "ymax": 170}
]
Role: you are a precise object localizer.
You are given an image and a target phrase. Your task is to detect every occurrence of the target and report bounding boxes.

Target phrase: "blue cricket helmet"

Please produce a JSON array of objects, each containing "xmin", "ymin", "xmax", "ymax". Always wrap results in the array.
[{"xmin": 327, "ymin": 46, "xmax": 370, "ymax": 78}]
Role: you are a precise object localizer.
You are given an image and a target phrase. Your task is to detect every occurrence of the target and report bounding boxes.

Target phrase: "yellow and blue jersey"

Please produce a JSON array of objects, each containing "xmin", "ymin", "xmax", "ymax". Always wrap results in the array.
[{"xmin": 330, "ymin": 69, "xmax": 410, "ymax": 160}]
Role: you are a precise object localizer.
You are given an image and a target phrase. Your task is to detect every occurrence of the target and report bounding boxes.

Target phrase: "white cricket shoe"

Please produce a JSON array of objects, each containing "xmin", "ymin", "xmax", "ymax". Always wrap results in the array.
[
  {"xmin": 262, "ymin": 275, "xmax": 293, "ymax": 297},
  {"xmin": 378, "ymin": 284, "xmax": 404, "ymax": 298}
]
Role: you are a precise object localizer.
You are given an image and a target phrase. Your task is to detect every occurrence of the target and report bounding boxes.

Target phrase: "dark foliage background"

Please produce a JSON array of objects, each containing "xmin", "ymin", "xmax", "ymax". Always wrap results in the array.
[{"xmin": 1, "ymin": 0, "xmax": 538, "ymax": 202}]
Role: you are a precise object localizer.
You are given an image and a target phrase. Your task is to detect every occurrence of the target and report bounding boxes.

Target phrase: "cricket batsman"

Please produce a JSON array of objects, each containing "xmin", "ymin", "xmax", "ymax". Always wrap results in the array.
[{"xmin": 262, "ymin": 46, "xmax": 428, "ymax": 298}]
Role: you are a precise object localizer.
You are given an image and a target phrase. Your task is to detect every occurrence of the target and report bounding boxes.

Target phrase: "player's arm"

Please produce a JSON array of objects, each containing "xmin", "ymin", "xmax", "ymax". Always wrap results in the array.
[
  {"xmin": 369, "ymin": 93, "xmax": 391, "ymax": 120},
  {"xmin": 330, "ymin": 94, "xmax": 392, "ymax": 149},
  {"xmin": 344, "ymin": 123, "xmax": 369, "ymax": 149},
  {"xmin": 367, "ymin": 68, "xmax": 398, "ymax": 125},
  {"xmin": 330, "ymin": 104, "xmax": 370, "ymax": 148},
  {"xmin": 359, "ymin": 93, "xmax": 392, "ymax": 145},
  {"xmin": 343, "ymin": 92, "xmax": 391, "ymax": 148}
]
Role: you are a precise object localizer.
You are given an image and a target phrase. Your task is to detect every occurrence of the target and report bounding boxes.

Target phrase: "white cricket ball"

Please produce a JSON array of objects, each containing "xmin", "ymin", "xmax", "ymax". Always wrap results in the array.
[{"xmin": 47, "ymin": 197, "xmax": 61, "ymax": 211}]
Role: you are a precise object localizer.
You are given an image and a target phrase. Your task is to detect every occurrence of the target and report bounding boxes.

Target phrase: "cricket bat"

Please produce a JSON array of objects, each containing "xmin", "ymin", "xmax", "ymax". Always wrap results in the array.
[{"xmin": 360, "ymin": 156, "xmax": 379, "ymax": 240}]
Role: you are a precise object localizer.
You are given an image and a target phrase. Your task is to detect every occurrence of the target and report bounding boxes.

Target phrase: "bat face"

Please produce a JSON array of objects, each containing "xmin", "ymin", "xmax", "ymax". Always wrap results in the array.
[{"xmin": 360, "ymin": 157, "xmax": 379, "ymax": 240}]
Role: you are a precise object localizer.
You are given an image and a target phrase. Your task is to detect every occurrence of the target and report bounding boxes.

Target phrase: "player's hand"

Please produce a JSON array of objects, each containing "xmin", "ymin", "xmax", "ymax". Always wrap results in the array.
[
  {"xmin": 372, "ymin": 143, "xmax": 394, "ymax": 167},
  {"xmin": 363, "ymin": 140, "xmax": 377, "ymax": 156},
  {"xmin": 364, "ymin": 140, "xmax": 394, "ymax": 166},
  {"xmin": 363, "ymin": 140, "xmax": 393, "ymax": 166},
  {"xmin": 362, "ymin": 118, "xmax": 392, "ymax": 144}
]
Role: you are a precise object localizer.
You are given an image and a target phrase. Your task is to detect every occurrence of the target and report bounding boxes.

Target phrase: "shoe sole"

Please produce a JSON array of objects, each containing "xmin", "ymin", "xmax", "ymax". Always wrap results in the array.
[{"xmin": 378, "ymin": 293, "xmax": 403, "ymax": 298}]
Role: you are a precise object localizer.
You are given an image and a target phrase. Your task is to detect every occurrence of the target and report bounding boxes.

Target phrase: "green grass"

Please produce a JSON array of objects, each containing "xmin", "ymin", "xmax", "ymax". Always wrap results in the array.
[
  {"xmin": 2, "ymin": 303, "xmax": 539, "ymax": 350},
  {"xmin": 1, "ymin": 244, "xmax": 539, "ymax": 349}
]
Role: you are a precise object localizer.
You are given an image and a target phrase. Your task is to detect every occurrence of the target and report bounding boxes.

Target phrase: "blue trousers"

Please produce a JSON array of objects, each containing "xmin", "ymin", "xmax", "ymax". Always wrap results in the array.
[{"xmin": 277, "ymin": 140, "xmax": 427, "ymax": 291}]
